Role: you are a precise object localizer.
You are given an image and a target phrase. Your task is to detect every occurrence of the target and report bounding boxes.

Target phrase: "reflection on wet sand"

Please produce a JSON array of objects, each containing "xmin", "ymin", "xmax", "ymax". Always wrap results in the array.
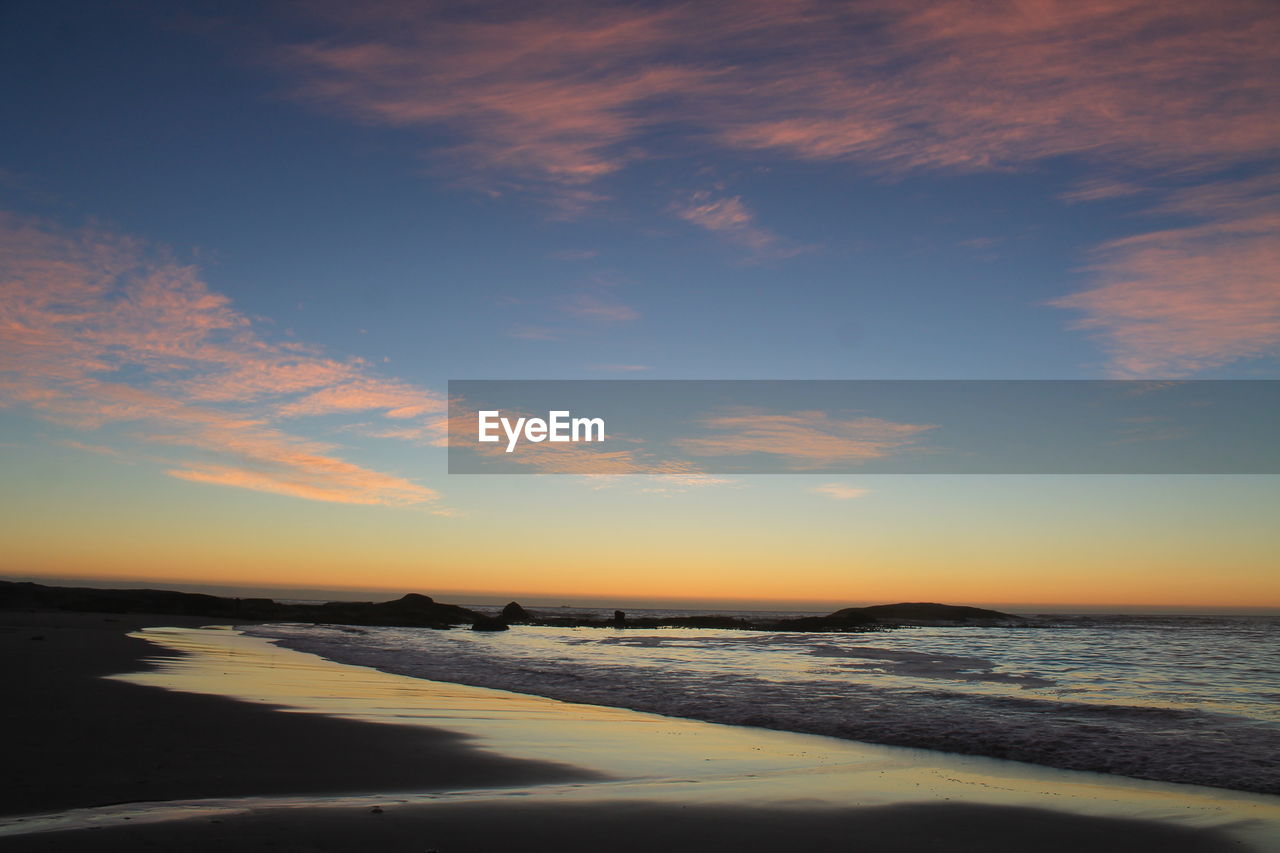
[{"xmin": 3, "ymin": 626, "xmax": 1276, "ymax": 849}]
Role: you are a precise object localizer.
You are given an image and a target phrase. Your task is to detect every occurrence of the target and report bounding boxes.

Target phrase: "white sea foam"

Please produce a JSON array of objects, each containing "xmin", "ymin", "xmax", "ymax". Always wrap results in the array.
[{"xmin": 247, "ymin": 612, "xmax": 1280, "ymax": 794}]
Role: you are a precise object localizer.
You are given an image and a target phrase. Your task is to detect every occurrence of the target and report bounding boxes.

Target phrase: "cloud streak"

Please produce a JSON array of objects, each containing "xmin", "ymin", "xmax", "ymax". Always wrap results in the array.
[
  {"xmin": 559, "ymin": 293, "xmax": 640, "ymax": 324},
  {"xmin": 812, "ymin": 483, "xmax": 870, "ymax": 500},
  {"xmin": 0, "ymin": 212, "xmax": 445, "ymax": 508},
  {"xmin": 505, "ymin": 288, "xmax": 640, "ymax": 341},
  {"xmin": 1053, "ymin": 176, "xmax": 1280, "ymax": 376},
  {"xmin": 676, "ymin": 409, "xmax": 936, "ymax": 468},
  {"xmin": 267, "ymin": 1, "xmax": 1279, "ymax": 373},
  {"xmin": 275, "ymin": 1, "xmax": 1277, "ymax": 185},
  {"xmin": 672, "ymin": 191, "xmax": 801, "ymax": 258}
]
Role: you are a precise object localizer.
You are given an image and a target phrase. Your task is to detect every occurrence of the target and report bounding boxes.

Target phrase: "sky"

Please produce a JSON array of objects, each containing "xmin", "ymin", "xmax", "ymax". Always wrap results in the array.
[{"xmin": 1, "ymin": 0, "xmax": 1277, "ymax": 609}]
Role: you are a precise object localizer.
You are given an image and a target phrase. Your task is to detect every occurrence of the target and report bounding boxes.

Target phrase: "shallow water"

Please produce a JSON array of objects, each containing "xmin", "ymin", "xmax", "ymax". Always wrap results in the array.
[
  {"xmin": 3, "ymin": 626, "xmax": 1276, "ymax": 848},
  {"xmin": 250, "ymin": 612, "xmax": 1280, "ymax": 793}
]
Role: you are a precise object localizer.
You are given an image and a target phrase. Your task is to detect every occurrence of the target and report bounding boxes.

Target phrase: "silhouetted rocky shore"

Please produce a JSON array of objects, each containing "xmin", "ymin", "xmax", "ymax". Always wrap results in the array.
[{"xmin": 0, "ymin": 580, "xmax": 1019, "ymax": 632}]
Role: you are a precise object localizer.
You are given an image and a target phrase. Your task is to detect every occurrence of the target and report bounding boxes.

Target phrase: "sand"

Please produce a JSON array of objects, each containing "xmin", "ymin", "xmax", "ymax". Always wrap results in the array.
[
  {"xmin": 0, "ymin": 611, "xmax": 595, "ymax": 816},
  {"xmin": 0, "ymin": 610, "xmax": 1271, "ymax": 852}
]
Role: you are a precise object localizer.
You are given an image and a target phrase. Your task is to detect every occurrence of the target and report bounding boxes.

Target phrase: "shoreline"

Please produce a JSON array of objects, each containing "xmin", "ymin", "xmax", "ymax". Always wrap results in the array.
[
  {"xmin": 2, "ymin": 610, "xmax": 1276, "ymax": 852},
  {"xmin": 256, "ymin": 616, "xmax": 1280, "ymax": 795},
  {"xmin": 0, "ymin": 610, "xmax": 598, "ymax": 818}
]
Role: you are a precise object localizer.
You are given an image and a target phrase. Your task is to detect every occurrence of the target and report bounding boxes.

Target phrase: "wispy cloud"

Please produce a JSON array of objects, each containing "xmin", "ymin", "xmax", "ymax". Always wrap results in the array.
[
  {"xmin": 459, "ymin": 430, "xmax": 705, "ymax": 477},
  {"xmin": 957, "ymin": 237, "xmax": 1003, "ymax": 250},
  {"xmin": 559, "ymin": 292, "xmax": 640, "ymax": 324},
  {"xmin": 1059, "ymin": 177, "xmax": 1150, "ymax": 204},
  {"xmin": 165, "ymin": 457, "xmax": 430, "ymax": 507},
  {"xmin": 812, "ymin": 483, "xmax": 870, "ymax": 500},
  {"xmin": 272, "ymin": 2, "xmax": 1276, "ymax": 185},
  {"xmin": 671, "ymin": 191, "xmax": 803, "ymax": 258},
  {"xmin": 547, "ymin": 249, "xmax": 599, "ymax": 261},
  {"xmin": 278, "ymin": 5, "xmax": 700, "ymax": 194},
  {"xmin": 673, "ymin": 193, "xmax": 752, "ymax": 230},
  {"xmin": 675, "ymin": 409, "xmax": 936, "ymax": 468},
  {"xmin": 0, "ymin": 212, "xmax": 446, "ymax": 508},
  {"xmin": 357, "ymin": 414, "xmax": 451, "ymax": 448},
  {"xmin": 276, "ymin": 378, "xmax": 440, "ymax": 419},
  {"xmin": 55, "ymin": 439, "xmax": 125, "ymax": 457},
  {"xmin": 506, "ymin": 289, "xmax": 640, "ymax": 341},
  {"xmin": 1052, "ymin": 175, "xmax": 1280, "ymax": 376},
  {"xmin": 447, "ymin": 400, "xmax": 723, "ymax": 481},
  {"xmin": 508, "ymin": 324, "xmax": 565, "ymax": 342},
  {"xmin": 265, "ymin": 1, "xmax": 1279, "ymax": 371}
]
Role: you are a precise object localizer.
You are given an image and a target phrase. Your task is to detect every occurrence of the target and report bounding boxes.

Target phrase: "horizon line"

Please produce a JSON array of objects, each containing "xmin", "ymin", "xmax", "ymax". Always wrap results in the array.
[{"xmin": 4, "ymin": 574, "xmax": 1277, "ymax": 615}]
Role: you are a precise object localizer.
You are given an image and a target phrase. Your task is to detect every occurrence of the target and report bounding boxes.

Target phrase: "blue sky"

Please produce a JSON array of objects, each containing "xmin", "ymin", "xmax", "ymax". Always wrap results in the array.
[{"xmin": 1, "ymin": 0, "xmax": 1276, "ymax": 607}]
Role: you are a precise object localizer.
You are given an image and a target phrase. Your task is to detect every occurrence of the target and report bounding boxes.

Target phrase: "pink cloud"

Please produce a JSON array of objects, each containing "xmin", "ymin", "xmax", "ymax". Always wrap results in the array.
[
  {"xmin": 281, "ymin": 5, "xmax": 706, "ymax": 190},
  {"xmin": 277, "ymin": 379, "xmax": 442, "ymax": 419},
  {"xmin": 812, "ymin": 483, "xmax": 870, "ymax": 500},
  {"xmin": 487, "ymin": 445, "xmax": 718, "ymax": 478},
  {"xmin": 548, "ymin": 249, "xmax": 599, "ymax": 261},
  {"xmin": 273, "ymin": 2, "xmax": 1277, "ymax": 186},
  {"xmin": 1052, "ymin": 176, "xmax": 1280, "ymax": 376},
  {"xmin": 268, "ymin": 3, "xmax": 1278, "ymax": 365},
  {"xmin": 671, "ymin": 191, "xmax": 802, "ymax": 257},
  {"xmin": 446, "ymin": 401, "xmax": 715, "ymax": 477},
  {"xmin": 175, "ymin": 359, "xmax": 359, "ymax": 402},
  {"xmin": 0, "ymin": 212, "xmax": 445, "ymax": 508},
  {"xmin": 504, "ymin": 291, "xmax": 640, "ymax": 341},
  {"xmin": 676, "ymin": 194, "xmax": 754, "ymax": 232},
  {"xmin": 361, "ymin": 414, "xmax": 451, "ymax": 447},
  {"xmin": 1059, "ymin": 178, "xmax": 1149, "ymax": 204},
  {"xmin": 675, "ymin": 409, "xmax": 936, "ymax": 468},
  {"xmin": 560, "ymin": 293, "xmax": 639, "ymax": 324},
  {"xmin": 165, "ymin": 447, "xmax": 432, "ymax": 507},
  {"xmin": 55, "ymin": 439, "xmax": 125, "ymax": 457},
  {"xmin": 260, "ymin": 2, "xmax": 1280, "ymax": 371}
]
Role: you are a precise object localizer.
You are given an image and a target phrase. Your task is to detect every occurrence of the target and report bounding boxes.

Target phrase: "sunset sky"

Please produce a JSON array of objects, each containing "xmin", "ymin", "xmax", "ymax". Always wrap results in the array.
[{"xmin": 2, "ymin": 0, "xmax": 1277, "ymax": 609}]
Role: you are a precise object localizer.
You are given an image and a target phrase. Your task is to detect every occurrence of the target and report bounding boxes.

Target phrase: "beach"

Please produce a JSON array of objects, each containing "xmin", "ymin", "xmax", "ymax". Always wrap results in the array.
[
  {"xmin": 5, "ymin": 1, "xmax": 1278, "ymax": 849},
  {"xmin": 3, "ymin": 610, "xmax": 1276, "ymax": 852},
  {"xmin": 0, "ymin": 612, "xmax": 596, "ymax": 816}
]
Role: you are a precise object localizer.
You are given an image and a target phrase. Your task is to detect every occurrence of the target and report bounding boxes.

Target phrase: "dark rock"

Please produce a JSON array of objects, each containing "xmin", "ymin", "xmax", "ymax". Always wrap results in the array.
[
  {"xmin": 776, "ymin": 601, "xmax": 1020, "ymax": 631},
  {"xmin": 856, "ymin": 602, "xmax": 1018, "ymax": 623},
  {"xmin": 774, "ymin": 610, "xmax": 879, "ymax": 632},
  {"xmin": 0, "ymin": 580, "xmax": 1019, "ymax": 635},
  {"xmin": 471, "ymin": 615, "xmax": 510, "ymax": 632},
  {"xmin": 0, "ymin": 580, "xmax": 480, "ymax": 630},
  {"xmin": 501, "ymin": 601, "xmax": 534, "ymax": 623}
]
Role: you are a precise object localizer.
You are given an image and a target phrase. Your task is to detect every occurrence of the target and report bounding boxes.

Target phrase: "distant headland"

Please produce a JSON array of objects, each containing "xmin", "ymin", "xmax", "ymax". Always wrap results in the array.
[{"xmin": 0, "ymin": 580, "xmax": 1020, "ymax": 632}]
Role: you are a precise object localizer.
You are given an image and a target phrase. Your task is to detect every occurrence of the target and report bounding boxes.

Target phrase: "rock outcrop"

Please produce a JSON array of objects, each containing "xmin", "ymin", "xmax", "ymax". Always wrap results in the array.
[
  {"xmin": 774, "ymin": 601, "xmax": 1019, "ymax": 631},
  {"xmin": 0, "ymin": 581, "xmax": 479, "ymax": 629},
  {"xmin": 0, "ymin": 581, "xmax": 1020, "ymax": 634},
  {"xmin": 500, "ymin": 601, "xmax": 535, "ymax": 624}
]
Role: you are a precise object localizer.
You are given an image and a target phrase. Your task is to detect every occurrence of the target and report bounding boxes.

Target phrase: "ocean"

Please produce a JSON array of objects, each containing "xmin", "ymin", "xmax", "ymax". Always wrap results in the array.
[{"xmin": 248, "ymin": 609, "xmax": 1280, "ymax": 794}]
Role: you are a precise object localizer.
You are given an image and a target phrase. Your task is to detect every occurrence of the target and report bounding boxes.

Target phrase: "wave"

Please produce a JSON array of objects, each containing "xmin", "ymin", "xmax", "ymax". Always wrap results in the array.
[{"xmin": 247, "ymin": 619, "xmax": 1280, "ymax": 795}]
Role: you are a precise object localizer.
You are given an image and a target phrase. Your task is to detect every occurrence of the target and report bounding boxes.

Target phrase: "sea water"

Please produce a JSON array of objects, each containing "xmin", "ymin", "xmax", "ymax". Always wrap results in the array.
[{"xmin": 247, "ymin": 610, "xmax": 1280, "ymax": 794}]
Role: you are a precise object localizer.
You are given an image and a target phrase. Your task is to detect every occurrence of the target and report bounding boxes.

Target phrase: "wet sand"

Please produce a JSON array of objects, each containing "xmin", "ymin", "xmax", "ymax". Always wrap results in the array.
[
  {"xmin": 1, "ymin": 611, "xmax": 1272, "ymax": 852},
  {"xmin": 0, "ymin": 799, "xmax": 1247, "ymax": 853},
  {"xmin": 0, "ymin": 611, "xmax": 596, "ymax": 816}
]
